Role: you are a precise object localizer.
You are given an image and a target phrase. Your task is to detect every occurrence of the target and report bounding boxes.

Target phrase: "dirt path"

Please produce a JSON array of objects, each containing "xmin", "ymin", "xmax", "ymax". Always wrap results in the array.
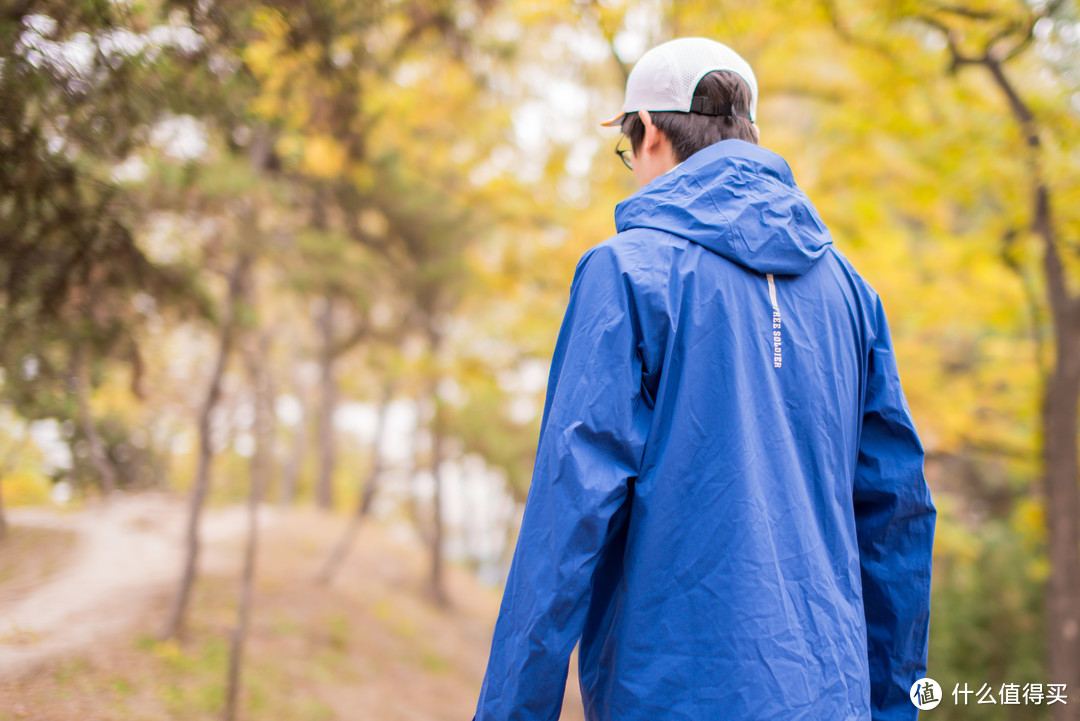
[
  {"xmin": 0, "ymin": 494, "xmax": 255, "ymax": 678},
  {"xmin": 0, "ymin": 498, "xmax": 590, "ymax": 720}
]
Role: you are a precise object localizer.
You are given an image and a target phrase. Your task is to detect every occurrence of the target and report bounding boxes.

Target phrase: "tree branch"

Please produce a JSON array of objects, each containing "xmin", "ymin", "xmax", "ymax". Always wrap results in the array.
[
  {"xmin": 1001, "ymin": 227, "xmax": 1050, "ymax": 384},
  {"xmin": 919, "ymin": 10, "xmax": 1079, "ymax": 349},
  {"xmin": 926, "ymin": 3, "xmax": 1000, "ymax": 20},
  {"xmin": 820, "ymin": 0, "xmax": 897, "ymax": 59}
]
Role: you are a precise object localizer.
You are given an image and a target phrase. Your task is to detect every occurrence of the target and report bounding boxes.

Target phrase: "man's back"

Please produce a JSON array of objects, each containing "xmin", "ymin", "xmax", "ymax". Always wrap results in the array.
[
  {"xmin": 473, "ymin": 140, "xmax": 935, "ymax": 721},
  {"xmin": 580, "ymin": 140, "xmax": 873, "ymax": 717}
]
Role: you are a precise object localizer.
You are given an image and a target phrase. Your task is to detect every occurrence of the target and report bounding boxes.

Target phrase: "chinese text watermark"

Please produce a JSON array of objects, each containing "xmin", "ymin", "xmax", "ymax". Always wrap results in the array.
[{"xmin": 910, "ymin": 678, "xmax": 1069, "ymax": 709}]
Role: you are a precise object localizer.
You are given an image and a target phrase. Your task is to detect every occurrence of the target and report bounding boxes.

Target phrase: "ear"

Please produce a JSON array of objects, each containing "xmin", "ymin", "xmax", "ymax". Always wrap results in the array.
[{"xmin": 638, "ymin": 109, "xmax": 663, "ymax": 152}]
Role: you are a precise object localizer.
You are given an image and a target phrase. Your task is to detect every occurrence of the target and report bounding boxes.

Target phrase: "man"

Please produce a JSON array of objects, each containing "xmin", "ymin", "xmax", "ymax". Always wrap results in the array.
[{"xmin": 473, "ymin": 37, "xmax": 936, "ymax": 721}]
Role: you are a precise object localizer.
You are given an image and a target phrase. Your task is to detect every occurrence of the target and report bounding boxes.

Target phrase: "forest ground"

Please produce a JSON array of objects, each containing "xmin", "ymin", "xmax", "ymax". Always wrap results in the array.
[{"xmin": 0, "ymin": 494, "xmax": 586, "ymax": 720}]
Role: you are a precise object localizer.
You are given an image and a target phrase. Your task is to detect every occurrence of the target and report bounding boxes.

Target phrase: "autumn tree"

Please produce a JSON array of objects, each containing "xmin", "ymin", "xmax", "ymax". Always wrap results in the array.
[
  {"xmin": 0, "ymin": 3, "xmax": 206, "ymax": 497},
  {"xmin": 907, "ymin": 3, "xmax": 1080, "ymax": 714}
]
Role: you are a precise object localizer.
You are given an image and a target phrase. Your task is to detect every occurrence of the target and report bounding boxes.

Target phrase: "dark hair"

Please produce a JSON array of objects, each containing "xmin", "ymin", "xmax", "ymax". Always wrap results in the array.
[{"xmin": 621, "ymin": 70, "xmax": 757, "ymax": 162}]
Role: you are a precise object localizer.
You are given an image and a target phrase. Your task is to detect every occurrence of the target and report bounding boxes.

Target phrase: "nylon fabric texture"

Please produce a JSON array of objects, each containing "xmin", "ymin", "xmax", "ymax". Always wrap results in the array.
[{"xmin": 472, "ymin": 139, "xmax": 936, "ymax": 721}]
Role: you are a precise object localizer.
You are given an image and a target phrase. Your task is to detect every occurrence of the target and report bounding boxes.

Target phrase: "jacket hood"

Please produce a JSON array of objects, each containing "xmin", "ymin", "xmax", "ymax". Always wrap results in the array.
[{"xmin": 614, "ymin": 139, "xmax": 832, "ymax": 276}]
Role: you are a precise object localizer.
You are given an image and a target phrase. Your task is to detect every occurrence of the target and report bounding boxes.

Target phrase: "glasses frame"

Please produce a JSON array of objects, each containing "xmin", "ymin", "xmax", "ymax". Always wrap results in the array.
[{"xmin": 615, "ymin": 135, "xmax": 633, "ymax": 170}]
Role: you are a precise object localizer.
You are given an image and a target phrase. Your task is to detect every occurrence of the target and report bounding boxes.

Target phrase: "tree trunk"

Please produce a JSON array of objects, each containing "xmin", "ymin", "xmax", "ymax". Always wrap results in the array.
[
  {"xmin": 404, "ymin": 429, "xmax": 433, "ymax": 545},
  {"xmin": 426, "ymin": 326, "xmax": 449, "ymax": 608},
  {"xmin": 280, "ymin": 361, "xmax": 308, "ymax": 506},
  {"xmin": 1040, "ymin": 211, "xmax": 1080, "ymax": 720},
  {"xmin": 223, "ymin": 323, "xmax": 270, "ymax": 721},
  {"xmin": 71, "ymin": 344, "xmax": 117, "ymax": 498},
  {"xmin": 160, "ymin": 254, "xmax": 251, "ymax": 641},
  {"xmin": 316, "ymin": 385, "xmax": 393, "ymax": 584},
  {"xmin": 256, "ymin": 332, "xmax": 278, "ymax": 503},
  {"xmin": 429, "ymin": 397, "xmax": 448, "ymax": 608},
  {"xmin": 989, "ymin": 55, "xmax": 1080, "ymax": 721},
  {"xmin": 1043, "ymin": 336, "xmax": 1080, "ymax": 721},
  {"xmin": 316, "ymin": 295, "xmax": 337, "ymax": 510}
]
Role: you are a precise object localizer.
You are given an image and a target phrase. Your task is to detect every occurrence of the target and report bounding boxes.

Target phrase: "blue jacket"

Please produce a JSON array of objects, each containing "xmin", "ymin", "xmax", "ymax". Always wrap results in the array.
[{"xmin": 473, "ymin": 139, "xmax": 936, "ymax": 721}]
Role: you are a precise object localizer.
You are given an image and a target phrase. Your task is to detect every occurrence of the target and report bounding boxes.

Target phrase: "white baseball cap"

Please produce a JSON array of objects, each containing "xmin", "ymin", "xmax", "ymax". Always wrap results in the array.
[{"xmin": 600, "ymin": 37, "xmax": 758, "ymax": 127}]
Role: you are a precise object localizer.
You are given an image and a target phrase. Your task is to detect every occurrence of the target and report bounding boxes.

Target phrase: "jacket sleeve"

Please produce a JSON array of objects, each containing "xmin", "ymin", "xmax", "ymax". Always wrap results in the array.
[
  {"xmin": 854, "ymin": 297, "xmax": 937, "ymax": 721},
  {"xmin": 473, "ymin": 245, "xmax": 651, "ymax": 721}
]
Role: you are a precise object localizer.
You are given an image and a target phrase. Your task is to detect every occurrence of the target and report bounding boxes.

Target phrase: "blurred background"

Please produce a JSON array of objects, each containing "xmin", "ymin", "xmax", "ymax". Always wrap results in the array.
[{"xmin": 0, "ymin": 0, "xmax": 1078, "ymax": 719}]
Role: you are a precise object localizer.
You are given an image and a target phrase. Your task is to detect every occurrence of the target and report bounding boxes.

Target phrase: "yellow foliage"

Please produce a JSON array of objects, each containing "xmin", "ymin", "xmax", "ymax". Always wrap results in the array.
[
  {"xmin": 1, "ymin": 468, "xmax": 52, "ymax": 507},
  {"xmin": 929, "ymin": 494, "xmax": 980, "ymax": 564},
  {"xmin": 300, "ymin": 135, "xmax": 346, "ymax": 178},
  {"xmin": 1013, "ymin": 496, "xmax": 1045, "ymax": 546}
]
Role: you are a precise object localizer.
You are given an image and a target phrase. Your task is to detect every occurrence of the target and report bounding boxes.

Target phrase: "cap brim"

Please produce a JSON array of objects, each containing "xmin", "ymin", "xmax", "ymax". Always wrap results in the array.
[{"xmin": 599, "ymin": 112, "xmax": 626, "ymax": 127}]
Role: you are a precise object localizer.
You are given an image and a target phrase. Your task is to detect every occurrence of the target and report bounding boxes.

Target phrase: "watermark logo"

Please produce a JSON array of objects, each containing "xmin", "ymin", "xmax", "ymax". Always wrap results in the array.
[
  {"xmin": 911, "ymin": 678, "xmax": 942, "ymax": 710},
  {"xmin": 953, "ymin": 682, "xmax": 1068, "ymax": 706},
  {"xmin": 909, "ymin": 680, "xmax": 1069, "ymax": 708}
]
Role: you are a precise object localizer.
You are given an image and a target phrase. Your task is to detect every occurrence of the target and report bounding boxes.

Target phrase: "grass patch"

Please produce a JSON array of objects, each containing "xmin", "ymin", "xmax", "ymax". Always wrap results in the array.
[
  {"xmin": 270, "ymin": 612, "xmax": 301, "ymax": 636},
  {"xmin": 420, "ymin": 649, "xmax": 451, "ymax": 674},
  {"xmin": 326, "ymin": 613, "xmax": 350, "ymax": 652},
  {"xmin": 372, "ymin": 598, "xmax": 419, "ymax": 640},
  {"xmin": 110, "ymin": 676, "xmax": 135, "ymax": 697},
  {"xmin": 298, "ymin": 698, "xmax": 335, "ymax": 721},
  {"xmin": 52, "ymin": 658, "xmax": 91, "ymax": 685}
]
